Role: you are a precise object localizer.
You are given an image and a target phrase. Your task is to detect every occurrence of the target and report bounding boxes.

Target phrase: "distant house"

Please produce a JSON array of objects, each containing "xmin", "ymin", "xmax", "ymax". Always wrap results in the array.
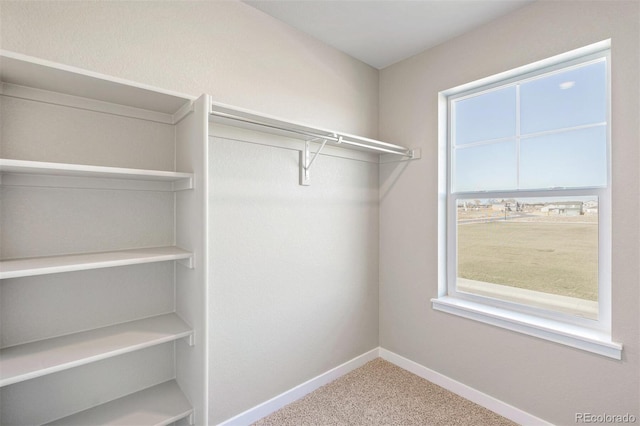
[
  {"xmin": 541, "ymin": 201, "xmax": 584, "ymax": 216},
  {"xmin": 584, "ymin": 200, "xmax": 599, "ymax": 215}
]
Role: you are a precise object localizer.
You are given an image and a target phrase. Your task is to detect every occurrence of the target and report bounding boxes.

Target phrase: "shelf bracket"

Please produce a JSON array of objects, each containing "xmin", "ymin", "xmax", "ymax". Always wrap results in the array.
[
  {"xmin": 299, "ymin": 136, "xmax": 335, "ymax": 186},
  {"xmin": 176, "ymin": 255, "xmax": 194, "ymax": 270},
  {"xmin": 185, "ymin": 331, "xmax": 195, "ymax": 347},
  {"xmin": 172, "ymin": 176, "xmax": 194, "ymax": 191}
]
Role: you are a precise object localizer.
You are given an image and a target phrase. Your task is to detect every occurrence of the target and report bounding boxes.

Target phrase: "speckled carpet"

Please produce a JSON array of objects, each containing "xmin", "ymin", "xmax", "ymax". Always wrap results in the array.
[{"xmin": 252, "ymin": 358, "xmax": 516, "ymax": 426}]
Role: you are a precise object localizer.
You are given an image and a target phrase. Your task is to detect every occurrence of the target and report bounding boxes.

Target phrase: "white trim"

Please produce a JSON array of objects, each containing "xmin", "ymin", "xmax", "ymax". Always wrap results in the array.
[
  {"xmin": 378, "ymin": 348, "xmax": 552, "ymax": 426},
  {"xmin": 431, "ymin": 296, "xmax": 622, "ymax": 359},
  {"xmin": 217, "ymin": 348, "xmax": 379, "ymax": 426},
  {"xmin": 216, "ymin": 347, "xmax": 551, "ymax": 426},
  {"xmin": 441, "ymin": 40, "xmax": 610, "ymax": 97}
]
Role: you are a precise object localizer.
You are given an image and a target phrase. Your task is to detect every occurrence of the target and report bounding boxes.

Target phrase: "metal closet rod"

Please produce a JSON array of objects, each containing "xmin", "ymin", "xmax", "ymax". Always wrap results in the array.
[{"xmin": 210, "ymin": 110, "xmax": 413, "ymax": 157}]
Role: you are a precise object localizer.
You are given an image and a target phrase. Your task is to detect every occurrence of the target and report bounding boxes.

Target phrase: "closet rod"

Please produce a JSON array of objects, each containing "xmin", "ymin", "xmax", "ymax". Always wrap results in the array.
[{"xmin": 210, "ymin": 110, "xmax": 414, "ymax": 158}]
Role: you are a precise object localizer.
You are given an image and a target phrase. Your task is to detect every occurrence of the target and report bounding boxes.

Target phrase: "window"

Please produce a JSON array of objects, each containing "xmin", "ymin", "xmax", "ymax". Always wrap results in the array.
[{"xmin": 433, "ymin": 40, "xmax": 622, "ymax": 359}]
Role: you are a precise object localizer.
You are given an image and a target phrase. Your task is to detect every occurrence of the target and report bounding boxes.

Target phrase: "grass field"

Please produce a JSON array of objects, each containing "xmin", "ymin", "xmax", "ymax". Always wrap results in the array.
[{"xmin": 457, "ymin": 220, "xmax": 598, "ymax": 301}]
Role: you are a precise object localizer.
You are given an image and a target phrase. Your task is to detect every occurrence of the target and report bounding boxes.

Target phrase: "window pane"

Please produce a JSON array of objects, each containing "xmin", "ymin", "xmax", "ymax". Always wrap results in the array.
[
  {"xmin": 453, "ymin": 86, "xmax": 516, "ymax": 145},
  {"xmin": 456, "ymin": 196, "xmax": 598, "ymax": 319},
  {"xmin": 520, "ymin": 60, "xmax": 606, "ymax": 134},
  {"xmin": 453, "ymin": 140, "xmax": 517, "ymax": 192},
  {"xmin": 520, "ymin": 126, "xmax": 607, "ymax": 189}
]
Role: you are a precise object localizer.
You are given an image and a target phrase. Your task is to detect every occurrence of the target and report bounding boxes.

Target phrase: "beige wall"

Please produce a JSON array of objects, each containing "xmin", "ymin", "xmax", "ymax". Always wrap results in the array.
[{"xmin": 379, "ymin": 1, "xmax": 639, "ymax": 424}]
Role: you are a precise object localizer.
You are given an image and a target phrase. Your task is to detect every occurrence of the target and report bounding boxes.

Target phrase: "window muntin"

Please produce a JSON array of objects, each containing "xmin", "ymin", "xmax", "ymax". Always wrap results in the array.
[
  {"xmin": 451, "ymin": 58, "xmax": 608, "ymax": 194},
  {"xmin": 446, "ymin": 49, "xmax": 610, "ymax": 329}
]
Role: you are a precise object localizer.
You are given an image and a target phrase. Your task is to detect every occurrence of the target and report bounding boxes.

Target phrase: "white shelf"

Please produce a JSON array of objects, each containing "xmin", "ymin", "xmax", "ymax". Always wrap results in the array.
[
  {"xmin": 0, "ymin": 313, "xmax": 194, "ymax": 387},
  {"xmin": 1, "ymin": 50, "xmax": 194, "ymax": 118},
  {"xmin": 0, "ymin": 246, "xmax": 193, "ymax": 279},
  {"xmin": 210, "ymin": 101, "xmax": 417, "ymax": 158},
  {"xmin": 0, "ymin": 159, "xmax": 193, "ymax": 191},
  {"xmin": 45, "ymin": 380, "xmax": 193, "ymax": 426}
]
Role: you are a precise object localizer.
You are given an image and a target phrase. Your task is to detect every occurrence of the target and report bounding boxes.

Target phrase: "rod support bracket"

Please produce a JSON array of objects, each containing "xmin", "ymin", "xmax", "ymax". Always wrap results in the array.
[{"xmin": 300, "ymin": 137, "xmax": 330, "ymax": 186}]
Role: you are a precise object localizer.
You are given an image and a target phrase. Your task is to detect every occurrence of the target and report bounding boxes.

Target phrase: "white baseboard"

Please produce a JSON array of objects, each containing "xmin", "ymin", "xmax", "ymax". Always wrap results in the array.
[
  {"xmin": 218, "ymin": 346, "xmax": 549, "ymax": 426},
  {"xmin": 379, "ymin": 348, "xmax": 551, "ymax": 426},
  {"xmin": 217, "ymin": 348, "xmax": 379, "ymax": 426}
]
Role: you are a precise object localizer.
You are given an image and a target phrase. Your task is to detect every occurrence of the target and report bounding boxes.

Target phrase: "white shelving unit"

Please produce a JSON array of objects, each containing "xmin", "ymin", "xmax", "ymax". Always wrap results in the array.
[{"xmin": 0, "ymin": 51, "xmax": 208, "ymax": 425}]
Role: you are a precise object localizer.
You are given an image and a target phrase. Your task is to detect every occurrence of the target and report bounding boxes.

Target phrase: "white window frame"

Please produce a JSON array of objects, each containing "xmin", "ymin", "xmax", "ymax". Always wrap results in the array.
[{"xmin": 433, "ymin": 40, "xmax": 622, "ymax": 359}]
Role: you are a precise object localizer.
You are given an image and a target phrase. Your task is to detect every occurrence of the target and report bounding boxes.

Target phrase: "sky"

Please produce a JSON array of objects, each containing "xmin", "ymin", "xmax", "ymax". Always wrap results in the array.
[{"xmin": 452, "ymin": 59, "xmax": 607, "ymax": 193}]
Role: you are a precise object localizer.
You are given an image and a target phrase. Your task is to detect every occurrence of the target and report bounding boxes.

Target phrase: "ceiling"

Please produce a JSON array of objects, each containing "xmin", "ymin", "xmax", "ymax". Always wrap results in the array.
[{"xmin": 244, "ymin": 0, "xmax": 535, "ymax": 69}]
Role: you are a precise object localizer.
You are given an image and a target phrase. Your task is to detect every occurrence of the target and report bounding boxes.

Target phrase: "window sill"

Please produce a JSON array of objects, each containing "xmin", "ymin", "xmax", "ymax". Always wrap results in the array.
[
  {"xmin": 431, "ymin": 296, "xmax": 622, "ymax": 359},
  {"xmin": 456, "ymin": 278, "xmax": 598, "ymax": 320}
]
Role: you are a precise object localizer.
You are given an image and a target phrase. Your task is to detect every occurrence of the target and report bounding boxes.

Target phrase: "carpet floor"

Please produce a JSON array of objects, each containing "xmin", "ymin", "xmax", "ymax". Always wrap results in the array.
[{"xmin": 252, "ymin": 358, "xmax": 517, "ymax": 426}]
